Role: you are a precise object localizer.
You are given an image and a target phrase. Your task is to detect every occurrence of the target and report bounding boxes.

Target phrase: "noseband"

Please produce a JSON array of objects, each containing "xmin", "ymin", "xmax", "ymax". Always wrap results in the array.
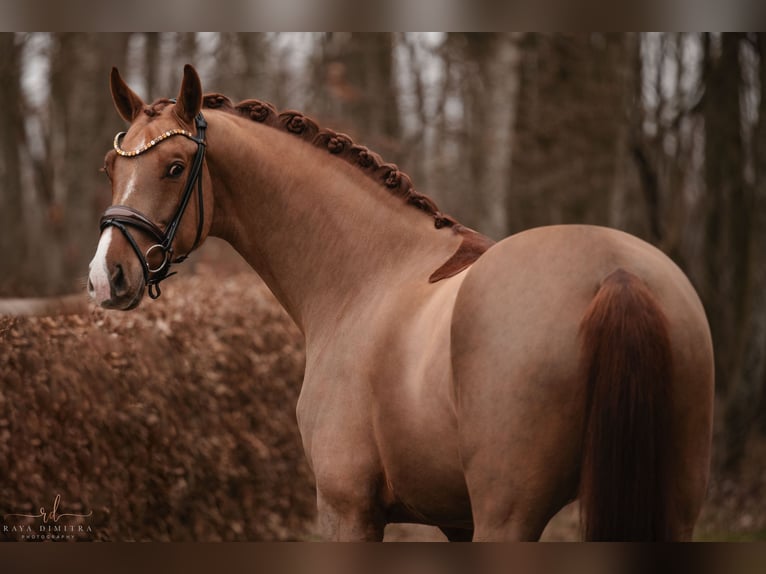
[{"xmin": 99, "ymin": 111, "xmax": 207, "ymax": 299}]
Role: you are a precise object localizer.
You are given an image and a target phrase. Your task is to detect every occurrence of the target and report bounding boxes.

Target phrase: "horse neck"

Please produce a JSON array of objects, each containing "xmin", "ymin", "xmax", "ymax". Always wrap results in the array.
[{"xmin": 205, "ymin": 112, "xmax": 462, "ymax": 334}]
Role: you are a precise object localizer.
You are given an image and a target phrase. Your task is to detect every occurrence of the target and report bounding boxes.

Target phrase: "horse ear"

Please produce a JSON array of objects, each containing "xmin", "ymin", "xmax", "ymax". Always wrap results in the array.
[
  {"xmin": 110, "ymin": 67, "xmax": 144, "ymax": 123},
  {"xmin": 175, "ymin": 64, "xmax": 202, "ymax": 124}
]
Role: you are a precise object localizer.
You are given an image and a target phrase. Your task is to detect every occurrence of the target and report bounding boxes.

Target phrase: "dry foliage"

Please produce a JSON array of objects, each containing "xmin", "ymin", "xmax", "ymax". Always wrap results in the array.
[{"xmin": 0, "ymin": 265, "xmax": 315, "ymax": 541}]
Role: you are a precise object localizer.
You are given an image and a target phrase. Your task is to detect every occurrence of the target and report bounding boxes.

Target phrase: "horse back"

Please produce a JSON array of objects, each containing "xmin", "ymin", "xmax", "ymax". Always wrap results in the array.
[{"xmin": 450, "ymin": 225, "xmax": 712, "ymax": 387}]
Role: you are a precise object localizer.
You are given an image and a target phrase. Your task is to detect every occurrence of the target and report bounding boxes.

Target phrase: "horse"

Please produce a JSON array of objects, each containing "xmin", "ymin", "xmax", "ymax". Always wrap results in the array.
[{"xmin": 88, "ymin": 65, "xmax": 714, "ymax": 541}]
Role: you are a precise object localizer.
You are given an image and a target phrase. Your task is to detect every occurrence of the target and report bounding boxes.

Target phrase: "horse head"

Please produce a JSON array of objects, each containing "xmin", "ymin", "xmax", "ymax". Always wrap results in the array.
[{"xmin": 88, "ymin": 65, "xmax": 213, "ymax": 309}]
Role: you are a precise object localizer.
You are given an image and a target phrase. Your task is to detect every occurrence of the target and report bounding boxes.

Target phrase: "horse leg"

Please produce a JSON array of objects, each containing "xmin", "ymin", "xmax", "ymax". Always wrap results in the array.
[
  {"xmin": 461, "ymin": 445, "xmax": 575, "ymax": 541},
  {"xmin": 315, "ymin": 488, "xmax": 385, "ymax": 541},
  {"xmin": 454, "ymin": 370, "xmax": 582, "ymax": 541},
  {"xmin": 439, "ymin": 526, "xmax": 474, "ymax": 542},
  {"xmin": 298, "ymin": 372, "xmax": 389, "ymax": 541}
]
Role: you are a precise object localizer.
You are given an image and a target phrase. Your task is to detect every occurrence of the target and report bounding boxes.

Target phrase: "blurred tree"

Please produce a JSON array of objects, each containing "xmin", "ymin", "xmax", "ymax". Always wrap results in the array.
[
  {"xmin": 442, "ymin": 33, "xmax": 519, "ymax": 239},
  {"xmin": 409, "ymin": 33, "xmax": 521, "ymax": 238},
  {"xmin": 143, "ymin": 32, "xmax": 160, "ymax": 99},
  {"xmin": 722, "ymin": 33, "xmax": 766, "ymax": 472},
  {"xmin": 42, "ymin": 33, "xmax": 130, "ymax": 294},
  {"xmin": 235, "ymin": 33, "xmax": 270, "ymax": 98},
  {"xmin": 210, "ymin": 33, "xmax": 270, "ymax": 99},
  {"xmin": 631, "ymin": 33, "xmax": 705, "ymax": 266},
  {"xmin": 176, "ymin": 32, "xmax": 197, "ymax": 66},
  {"xmin": 309, "ymin": 33, "xmax": 401, "ymax": 164},
  {"xmin": 0, "ymin": 33, "xmax": 25, "ymax": 296},
  {"xmin": 702, "ymin": 33, "xmax": 749, "ymax": 395},
  {"xmin": 395, "ymin": 33, "xmax": 431, "ymax": 193},
  {"xmin": 507, "ymin": 34, "xmax": 641, "ymax": 238}
]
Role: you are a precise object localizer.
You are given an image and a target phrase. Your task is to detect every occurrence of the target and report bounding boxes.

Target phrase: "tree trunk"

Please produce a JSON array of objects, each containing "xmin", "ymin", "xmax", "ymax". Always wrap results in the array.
[
  {"xmin": 144, "ymin": 32, "xmax": 160, "ymax": 100},
  {"xmin": 309, "ymin": 33, "xmax": 401, "ymax": 166},
  {"xmin": 210, "ymin": 33, "xmax": 270, "ymax": 102},
  {"xmin": 458, "ymin": 33, "xmax": 519, "ymax": 239},
  {"xmin": 508, "ymin": 34, "xmax": 637, "ymax": 237},
  {"xmin": 721, "ymin": 33, "xmax": 766, "ymax": 472},
  {"xmin": 43, "ymin": 33, "xmax": 130, "ymax": 295},
  {"xmin": 702, "ymin": 33, "xmax": 748, "ymax": 395},
  {"xmin": 236, "ymin": 33, "xmax": 268, "ymax": 99},
  {"xmin": 0, "ymin": 33, "xmax": 26, "ymax": 295}
]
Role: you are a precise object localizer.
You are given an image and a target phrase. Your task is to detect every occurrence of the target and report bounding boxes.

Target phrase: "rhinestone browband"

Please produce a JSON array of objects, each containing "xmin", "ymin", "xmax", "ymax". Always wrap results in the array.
[{"xmin": 113, "ymin": 129, "xmax": 201, "ymax": 157}]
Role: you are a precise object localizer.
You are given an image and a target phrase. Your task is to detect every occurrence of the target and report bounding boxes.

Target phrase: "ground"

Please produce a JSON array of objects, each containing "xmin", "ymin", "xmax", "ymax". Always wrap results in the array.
[{"xmin": 0, "ymin": 240, "xmax": 763, "ymax": 541}]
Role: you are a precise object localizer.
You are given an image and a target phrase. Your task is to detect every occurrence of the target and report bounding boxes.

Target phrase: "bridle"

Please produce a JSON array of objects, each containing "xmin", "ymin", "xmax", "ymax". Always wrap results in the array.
[{"xmin": 99, "ymin": 111, "xmax": 207, "ymax": 300}]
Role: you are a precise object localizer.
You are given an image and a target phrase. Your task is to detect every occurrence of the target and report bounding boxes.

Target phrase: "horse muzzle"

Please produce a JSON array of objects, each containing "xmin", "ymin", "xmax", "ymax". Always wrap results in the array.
[{"xmin": 87, "ymin": 227, "xmax": 147, "ymax": 310}]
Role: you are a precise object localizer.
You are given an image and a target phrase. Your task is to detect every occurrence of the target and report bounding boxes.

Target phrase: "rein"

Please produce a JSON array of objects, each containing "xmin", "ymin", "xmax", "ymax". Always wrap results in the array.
[{"xmin": 99, "ymin": 111, "xmax": 207, "ymax": 299}]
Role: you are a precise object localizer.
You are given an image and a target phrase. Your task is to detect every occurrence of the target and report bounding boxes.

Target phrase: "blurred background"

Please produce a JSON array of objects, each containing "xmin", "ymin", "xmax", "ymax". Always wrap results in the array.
[{"xmin": 0, "ymin": 32, "xmax": 764, "ymax": 540}]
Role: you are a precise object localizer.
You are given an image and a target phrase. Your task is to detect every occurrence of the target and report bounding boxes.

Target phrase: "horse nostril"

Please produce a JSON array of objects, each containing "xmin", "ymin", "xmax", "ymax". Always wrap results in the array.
[
  {"xmin": 110, "ymin": 263, "xmax": 128, "ymax": 296},
  {"xmin": 87, "ymin": 278, "xmax": 95, "ymax": 296}
]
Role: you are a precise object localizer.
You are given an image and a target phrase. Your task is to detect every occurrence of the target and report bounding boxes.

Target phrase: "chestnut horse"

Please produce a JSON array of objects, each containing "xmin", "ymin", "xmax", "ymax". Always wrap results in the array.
[{"xmin": 88, "ymin": 65, "xmax": 714, "ymax": 541}]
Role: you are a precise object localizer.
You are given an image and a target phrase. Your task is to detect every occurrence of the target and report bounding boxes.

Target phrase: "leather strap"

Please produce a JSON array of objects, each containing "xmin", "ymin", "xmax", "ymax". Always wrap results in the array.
[
  {"xmin": 100, "ymin": 205, "xmax": 165, "ymax": 245},
  {"xmin": 98, "ymin": 111, "xmax": 207, "ymax": 299}
]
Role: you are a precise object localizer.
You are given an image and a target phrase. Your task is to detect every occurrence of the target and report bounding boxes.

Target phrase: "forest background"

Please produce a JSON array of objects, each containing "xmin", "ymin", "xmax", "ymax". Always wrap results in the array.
[{"xmin": 0, "ymin": 33, "xmax": 764, "ymax": 540}]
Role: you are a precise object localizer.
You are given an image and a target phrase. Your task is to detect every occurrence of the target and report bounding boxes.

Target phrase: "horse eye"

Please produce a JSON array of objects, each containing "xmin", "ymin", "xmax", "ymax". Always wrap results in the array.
[{"xmin": 167, "ymin": 163, "xmax": 185, "ymax": 178}]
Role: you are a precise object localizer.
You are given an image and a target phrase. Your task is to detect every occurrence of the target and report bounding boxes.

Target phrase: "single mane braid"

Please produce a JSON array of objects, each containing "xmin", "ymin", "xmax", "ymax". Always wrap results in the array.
[{"xmin": 201, "ymin": 93, "xmax": 458, "ymax": 230}]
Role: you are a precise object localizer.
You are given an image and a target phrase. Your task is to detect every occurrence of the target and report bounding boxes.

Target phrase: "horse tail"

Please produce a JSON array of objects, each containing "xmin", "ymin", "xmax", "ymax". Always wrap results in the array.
[{"xmin": 578, "ymin": 268, "xmax": 673, "ymax": 541}]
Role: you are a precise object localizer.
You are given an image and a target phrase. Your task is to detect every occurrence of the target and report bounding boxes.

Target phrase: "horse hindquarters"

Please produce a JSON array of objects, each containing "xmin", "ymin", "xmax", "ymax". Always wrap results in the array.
[{"xmin": 578, "ymin": 269, "xmax": 674, "ymax": 541}]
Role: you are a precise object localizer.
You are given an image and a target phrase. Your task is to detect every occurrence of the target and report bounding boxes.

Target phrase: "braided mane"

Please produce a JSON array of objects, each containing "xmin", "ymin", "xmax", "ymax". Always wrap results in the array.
[
  {"xmin": 202, "ymin": 93, "xmax": 459, "ymax": 230},
  {"xmin": 200, "ymin": 93, "xmax": 494, "ymax": 282}
]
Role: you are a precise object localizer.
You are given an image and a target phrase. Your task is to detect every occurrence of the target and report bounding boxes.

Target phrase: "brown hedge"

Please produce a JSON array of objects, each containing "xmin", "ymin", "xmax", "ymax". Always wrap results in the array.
[{"xmin": 0, "ymin": 270, "xmax": 315, "ymax": 541}]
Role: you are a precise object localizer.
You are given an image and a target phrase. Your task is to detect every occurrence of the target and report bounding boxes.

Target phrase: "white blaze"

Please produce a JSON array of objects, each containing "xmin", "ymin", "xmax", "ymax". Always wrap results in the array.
[
  {"xmin": 122, "ymin": 164, "xmax": 139, "ymax": 202},
  {"xmin": 88, "ymin": 227, "xmax": 114, "ymax": 303},
  {"xmin": 88, "ymin": 157, "xmax": 141, "ymax": 304}
]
